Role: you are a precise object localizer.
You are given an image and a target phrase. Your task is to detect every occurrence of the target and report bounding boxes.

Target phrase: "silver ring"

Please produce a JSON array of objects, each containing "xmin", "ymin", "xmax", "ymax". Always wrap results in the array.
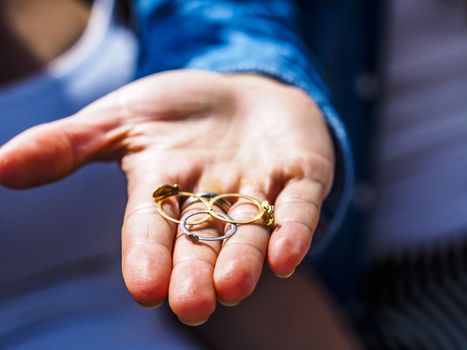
[
  {"xmin": 180, "ymin": 209, "xmax": 237, "ymax": 242},
  {"xmin": 182, "ymin": 192, "xmax": 232, "ymax": 213}
]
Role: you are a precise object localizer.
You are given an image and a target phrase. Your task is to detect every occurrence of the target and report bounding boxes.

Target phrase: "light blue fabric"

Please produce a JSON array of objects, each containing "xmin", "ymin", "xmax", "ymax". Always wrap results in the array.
[{"xmin": 133, "ymin": 0, "xmax": 354, "ymax": 253}]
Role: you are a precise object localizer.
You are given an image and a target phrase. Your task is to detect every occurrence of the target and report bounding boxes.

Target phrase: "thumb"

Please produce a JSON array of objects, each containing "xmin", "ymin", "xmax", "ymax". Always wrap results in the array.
[{"xmin": 0, "ymin": 102, "xmax": 128, "ymax": 189}]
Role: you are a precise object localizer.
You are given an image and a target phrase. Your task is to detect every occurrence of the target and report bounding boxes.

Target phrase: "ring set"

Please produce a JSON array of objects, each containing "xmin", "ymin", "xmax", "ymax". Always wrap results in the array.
[{"xmin": 152, "ymin": 184, "xmax": 274, "ymax": 243}]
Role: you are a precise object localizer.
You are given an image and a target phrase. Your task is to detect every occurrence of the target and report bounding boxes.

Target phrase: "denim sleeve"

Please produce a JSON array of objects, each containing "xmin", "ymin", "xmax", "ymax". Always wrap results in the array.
[{"xmin": 132, "ymin": 0, "xmax": 354, "ymax": 254}]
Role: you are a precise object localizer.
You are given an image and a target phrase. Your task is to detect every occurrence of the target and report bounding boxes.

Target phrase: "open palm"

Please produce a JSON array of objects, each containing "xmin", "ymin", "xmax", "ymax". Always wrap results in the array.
[{"xmin": 0, "ymin": 70, "xmax": 334, "ymax": 325}]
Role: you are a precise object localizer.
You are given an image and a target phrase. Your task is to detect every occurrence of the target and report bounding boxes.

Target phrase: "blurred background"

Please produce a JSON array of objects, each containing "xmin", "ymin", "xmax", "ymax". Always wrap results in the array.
[{"xmin": 1, "ymin": 0, "xmax": 467, "ymax": 349}]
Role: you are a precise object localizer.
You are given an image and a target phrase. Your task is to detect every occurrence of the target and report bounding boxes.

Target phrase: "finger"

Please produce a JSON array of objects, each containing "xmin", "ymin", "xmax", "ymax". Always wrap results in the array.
[
  {"xmin": 121, "ymin": 168, "xmax": 181, "ymax": 307},
  {"xmin": 214, "ymin": 187, "xmax": 270, "ymax": 306},
  {"xmin": 169, "ymin": 200, "xmax": 224, "ymax": 325},
  {"xmin": 0, "ymin": 98, "xmax": 126, "ymax": 189},
  {"xmin": 121, "ymin": 154, "xmax": 201, "ymax": 307},
  {"xmin": 267, "ymin": 179, "xmax": 326, "ymax": 277}
]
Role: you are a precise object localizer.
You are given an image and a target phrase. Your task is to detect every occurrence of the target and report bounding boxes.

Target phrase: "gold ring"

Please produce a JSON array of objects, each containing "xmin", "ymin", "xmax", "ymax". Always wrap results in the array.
[
  {"xmin": 153, "ymin": 184, "xmax": 275, "ymax": 228},
  {"xmin": 152, "ymin": 184, "xmax": 211, "ymax": 225},
  {"xmin": 208, "ymin": 193, "xmax": 275, "ymax": 227}
]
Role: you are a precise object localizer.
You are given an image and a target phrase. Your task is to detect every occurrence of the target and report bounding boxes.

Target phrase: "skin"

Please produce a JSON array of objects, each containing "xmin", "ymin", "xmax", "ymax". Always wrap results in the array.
[
  {"xmin": 0, "ymin": 70, "xmax": 335, "ymax": 325},
  {"xmin": 0, "ymin": 0, "xmax": 91, "ymax": 85},
  {"xmin": 0, "ymin": 1, "xmax": 359, "ymax": 346}
]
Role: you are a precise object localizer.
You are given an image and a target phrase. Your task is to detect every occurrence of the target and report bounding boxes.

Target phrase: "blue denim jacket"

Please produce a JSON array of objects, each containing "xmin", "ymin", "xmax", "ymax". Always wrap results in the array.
[{"xmin": 132, "ymin": 0, "xmax": 354, "ymax": 254}]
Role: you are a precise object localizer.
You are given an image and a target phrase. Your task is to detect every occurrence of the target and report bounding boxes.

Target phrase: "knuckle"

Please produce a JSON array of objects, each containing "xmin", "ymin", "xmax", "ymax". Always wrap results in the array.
[
  {"xmin": 285, "ymin": 153, "xmax": 333, "ymax": 194},
  {"xmin": 229, "ymin": 205, "xmax": 259, "ymax": 221},
  {"xmin": 124, "ymin": 204, "xmax": 158, "ymax": 221}
]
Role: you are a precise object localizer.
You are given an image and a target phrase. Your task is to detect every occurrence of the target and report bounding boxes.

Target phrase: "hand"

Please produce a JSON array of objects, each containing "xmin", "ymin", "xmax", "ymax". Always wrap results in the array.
[{"xmin": 0, "ymin": 70, "xmax": 334, "ymax": 325}]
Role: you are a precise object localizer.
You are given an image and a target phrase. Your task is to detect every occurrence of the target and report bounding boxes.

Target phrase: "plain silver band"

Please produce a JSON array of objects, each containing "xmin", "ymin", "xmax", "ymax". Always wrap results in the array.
[{"xmin": 180, "ymin": 209, "xmax": 237, "ymax": 242}]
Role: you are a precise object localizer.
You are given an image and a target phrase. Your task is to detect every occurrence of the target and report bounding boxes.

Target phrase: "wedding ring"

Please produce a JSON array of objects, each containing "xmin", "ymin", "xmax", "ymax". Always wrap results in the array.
[{"xmin": 180, "ymin": 210, "xmax": 238, "ymax": 242}]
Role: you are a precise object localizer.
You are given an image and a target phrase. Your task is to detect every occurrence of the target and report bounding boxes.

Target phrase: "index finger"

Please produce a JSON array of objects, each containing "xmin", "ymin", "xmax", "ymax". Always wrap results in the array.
[
  {"xmin": 120, "ymin": 155, "xmax": 201, "ymax": 307},
  {"xmin": 121, "ymin": 171, "xmax": 178, "ymax": 307}
]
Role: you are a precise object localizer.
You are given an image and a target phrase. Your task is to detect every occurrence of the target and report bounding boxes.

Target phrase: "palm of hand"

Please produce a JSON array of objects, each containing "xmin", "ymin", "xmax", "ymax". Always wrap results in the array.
[{"xmin": 0, "ymin": 70, "xmax": 334, "ymax": 325}]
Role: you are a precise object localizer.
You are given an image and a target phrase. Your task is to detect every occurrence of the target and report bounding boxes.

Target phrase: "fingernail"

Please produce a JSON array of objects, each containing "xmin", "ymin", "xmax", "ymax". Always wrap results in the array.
[
  {"xmin": 275, "ymin": 269, "xmax": 295, "ymax": 279},
  {"xmin": 218, "ymin": 299, "xmax": 240, "ymax": 307},
  {"xmin": 177, "ymin": 317, "xmax": 208, "ymax": 327}
]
